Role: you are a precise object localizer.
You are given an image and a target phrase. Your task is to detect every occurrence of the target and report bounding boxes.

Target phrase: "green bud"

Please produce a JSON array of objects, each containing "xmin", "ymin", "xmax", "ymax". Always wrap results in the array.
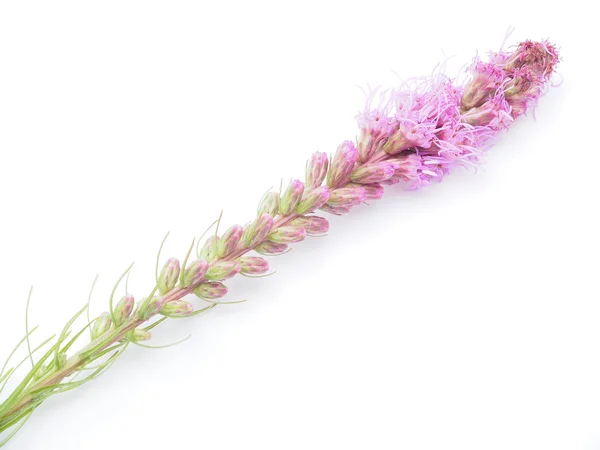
[
  {"xmin": 128, "ymin": 329, "xmax": 151, "ymax": 342},
  {"xmin": 193, "ymin": 282, "xmax": 228, "ymax": 299},
  {"xmin": 55, "ymin": 353, "xmax": 67, "ymax": 369},
  {"xmin": 34, "ymin": 364, "xmax": 48, "ymax": 380},
  {"xmin": 267, "ymin": 225, "xmax": 307, "ymax": 244},
  {"xmin": 199, "ymin": 236, "xmax": 219, "ymax": 262},
  {"xmin": 137, "ymin": 296, "xmax": 164, "ymax": 320},
  {"xmin": 257, "ymin": 192, "xmax": 280, "ymax": 217},
  {"xmin": 215, "ymin": 225, "xmax": 243, "ymax": 258},
  {"xmin": 157, "ymin": 258, "xmax": 180, "ymax": 295},
  {"xmin": 91, "ymin": 312, "xmax": 112, "ymax": 340},
  {"xmin": 242, "ymin": 214, "xmax": 274, "ymax": 248},
  {"xmin": 114, "ymin": 295, "xmax": 135, "ymax": 326},
  {"xmin": 160, "ymin": 300, "xmax": 194, "ymax": 317},
  {"xmin": 280, "ymin": 180, "xmax": 305, "ymax": 215},
  {"xmin": 296, "ymin": 186, "xmax": 331, "ymax": 214},
  {"xmin": 182, "ymin": 260, "xmax": 209, "ymax": 287},
  {"xmin": 206, "ymin": 261, "xmax": 241, "ymax": 281}
]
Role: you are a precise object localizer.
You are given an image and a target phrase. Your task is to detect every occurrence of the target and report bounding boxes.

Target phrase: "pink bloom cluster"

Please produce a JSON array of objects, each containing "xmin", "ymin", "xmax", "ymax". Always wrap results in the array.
[{"xmin": 355, "ymin": 40, "xmax": 559, "ymax": 190}]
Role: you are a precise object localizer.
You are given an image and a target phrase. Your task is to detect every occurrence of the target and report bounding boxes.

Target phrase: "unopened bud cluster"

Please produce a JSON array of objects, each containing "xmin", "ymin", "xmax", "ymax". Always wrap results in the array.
[{"xmin": 87, "ymin": 40, "xmax": 557, "ymax": 349}]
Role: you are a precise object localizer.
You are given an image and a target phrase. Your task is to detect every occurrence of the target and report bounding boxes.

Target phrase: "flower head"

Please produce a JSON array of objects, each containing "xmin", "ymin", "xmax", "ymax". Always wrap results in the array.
[
  {"xmin": 305, "ymin": 152, "xmax": 329, "ymax": 189},
  {"xmin": 91, "ymin": 312, "xmax": 112, "ymax": 340},
  {"xmin": 255, "ymin": 241, "xmax": 289, "ymax": 255},
  {"xmin": 206, "ymin": 261, "xmax": 241, "ymax": 281},
  {"xmin": 327, "ymin": 141, "xmax": 359, "ymax": 188},
  {"xmin": 290, "ymin": 215, "xmax": 330, "ymax": 235},
  {"xmin": 157, "ymin": 258, "xmax": 181, "ymax": 295},
  {"xmin": 356, "ymin": 90, "xmax": 395, "ymax": 162},
  {"xmin": 503, "ymin": 40, "xmax": 559, "ymax": 80},
  {"xmin": 462, "ymin": 60, "xmax": 506, "ymax": 110},
  {"xmin": 326, "ymin": 187, "xmax": 366, "ymax": 211},
  {"xmin": 268, "ymin": 226, "xmax": 307, "ymax": 244},
  {"xmin": 242, "ymin": 213, "xmax": 274, "ymax": 248},
  {"xmin": 182, "ymin": 260, "xmax": 209, "ymax": 287},
  {"xmin": 257, "ymin": 192, "xmax": 280, "ymax": 217},
  {"xmin": 194, "ymin": 282, "xmax": 228, "ymax": 299},
  {"xmin": 199, "ymin": 236, "xmax": 219, "ymax": 262},
  {"xmin": 114, "ymin": 295, "xmax": 135, "ymax": 326},
  {"xmin": 238, "ymin": 256, "xmax": 270, "ymax": 275},
  {"xmin": 296, "ymin": 186, "xmax": 331, "ymax": 214},
  {"xmin": 160, "ymin": 300, "xmax": 194, "ymax": 317},
  {"xmin": 216, "ymin": 224, "xmax": 243, "ymax": 258},
  {"xmin": 280, "ymin": 180, "xmax": 305, "ymax": 215}
]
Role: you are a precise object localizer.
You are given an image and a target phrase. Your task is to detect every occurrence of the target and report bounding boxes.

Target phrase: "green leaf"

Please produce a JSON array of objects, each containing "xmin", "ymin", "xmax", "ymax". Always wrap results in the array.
[
  {"xmin": 180, "ymin": 237, "xmax": 196, "ymax": 285},
  {"xmin": 194, "ymin": 215, "xmax": 220, "ymax": 258},
  {"xmin": 142, "ymin": 316, "xmax": 167, "ymax": 332},
  {"xmin": 0, "ymin": 325, "xmax": 39, "ymax": 381},
  {"xmin": 60, "ymin": 320, "xmax": 94, "ymax": 355},
  {"xmin": 0, "ymin": 411, "xmax": 33, "ymax": 442},
  {"xmin": 0, "ymin": 334, "xmax": 56, "ymax": 396},
  {"xmin": 54, "ymin": 304, "xmax": 88, "ymax": 368},
  {"xmin": 0, "ymin": 369, "xmax": 14, "ymax": 387},
  {"xmin": 155, "ymin": 231, "xmax": 171, "ymax": 282},
  {"xmin": 86, "ymin": 274, "xmax": 99, "ymax": 340},
  {"xmin": 130, "ymin": 334, "xmax": 191, "ymax": 349},
  {"xmin": 0, "ymin": 341, "xmax": 60, "ymax": 416},
  {"xmin": 25, "ymin": 287, "xmax": 34, "ymax": 369},
  {"xmin": 31, "ymin": 345, "xmax": 127, "ymax": 397}
]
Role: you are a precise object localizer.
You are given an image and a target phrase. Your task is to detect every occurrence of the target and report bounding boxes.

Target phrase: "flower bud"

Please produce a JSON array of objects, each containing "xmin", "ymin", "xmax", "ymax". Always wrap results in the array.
[
  {"xmin": 182, "ymin": 259, "xmax": 209, "ymax": 287},
  {"xmin": 327, "ymin": 141, "xmax": 358, "ymax": 188},
  {"xmin": 390, "ymin": 153, "xmax": 422, "ymax": 184},
  {"xmin": 327, "ymin": 187, "xmax": 366, "ymax": 207},
  {"xmin": 129, "ymin": 329, "xmax": 151, "ymax": 342},
  {"xmin": 114, "ymin": 294, "xmax": 135, "ymax": 326},
  {"xmin": 34, "ymin": 364, "xmax": 48, "ymax": 380},
  {"xmin": 199, "ymin": 235, "xmax": 219, "ymax": 262},
  {"xmin": 157, "ymin": 258, "xmax": 180, "ymax": 295},
  {"xmin": 357, "ymin": 110, "xmax": 393, "ymax": 162},
  {"xmin": 319, "ymin": 203, "xmax": 352, "ymax": 215},
  {"xmin": 255, "ymin": 241, "xmax": 289, "ymax": 256},
  {"xmin": 296, "ymin": 186, "xmax": 331, "ymax": 215},
  {"xmin": 279, "ymin": 179, "xmax": 305, "ymax": 215},
  {"xmin": 503, "ymin": 40, "xmax": 559, "ymax": 80},
  {"xmin": 462, "ymin": 61, "xmax": 505, "ymax": 110},
  {"xmin": 348, "ymin": 182, "xmax": 384, "ymax": 199},
  {"xmin": 381, "ymin": 122, "xmax": 433, "ymax": 155},
  {"xmin": 160, "ymin": 300, "xmax": 194, "ymax": 317},
  {"xmin": 463, "ymin": 96, "xmax": 512, "ymax": 130},
  {"xmin": 206, "ymin": 261, "xmax": 241, "ymax": 281},
  {"xmin": 91, "ymin": 312, "xmax": 112, "ymax": 340},
  {"xmin": 137, "ymin": 296, "xmax": 165, "ymax": 320},
  {"xmin": 193, "ymin": 282, "xmax": 228, "ymax": 299},
  {"xmin": 257, "ymin": 192, "xmax": 280, "ymax": 217},
  {"xmin": 305, "ymin": 152, "xmax": 329, "ymax": 189},
  {"xmin": 238, "ymin": 256, "xmax": 270, "ymax": 275},
  {"xmin": 291, "ymin": 215, "xmax": 329, "ymax": 235},
  {"xmin": 268, "ymin": 226, "xmax": 307, "ymax": 244},
  {"xmin": 380, "ymin": 175, "xmax": 403, "ymax": 186},
  {"xmin": 350, "ymin": 161, "xmax": 398, "ymax": 184},
  {"xmin": 55, "ymin": 353, "xmax": 67, "ymax": 369},
  {"xmin": 216, "ymin": 224, "xmax": 243, "ymax": 258},
  {"xmin": 242, "ymin": 213, "xmax": 274, "ymax": 248}
]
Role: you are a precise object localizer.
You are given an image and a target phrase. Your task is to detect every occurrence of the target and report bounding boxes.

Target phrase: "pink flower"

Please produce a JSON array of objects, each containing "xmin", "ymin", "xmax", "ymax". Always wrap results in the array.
[
  {"xmin": 503, "ymin": 40, "xmax": 559, "ymax": 81},
  {"xmin": 357, "ymin": 109, "xmax": 394, "ymax": 162},
  {"xmin": 462, "ymin": 60, "xmax": 506, "ymax": 109},
  {"xmin": 327, "ymin": 141, "xmax": 359, "ymax": 188}
]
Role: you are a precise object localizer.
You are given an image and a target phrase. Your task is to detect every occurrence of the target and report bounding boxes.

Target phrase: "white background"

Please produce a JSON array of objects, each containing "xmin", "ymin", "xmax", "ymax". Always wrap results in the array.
[{"xmin": 0, "ymin": 1, "xmax": 598, "ymax": 449}]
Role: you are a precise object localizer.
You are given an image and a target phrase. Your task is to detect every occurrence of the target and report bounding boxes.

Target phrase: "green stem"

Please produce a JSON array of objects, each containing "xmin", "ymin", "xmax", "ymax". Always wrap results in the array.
[{"xmin": 0, "ymin": 215, "xmax": 299, "ymax": 433}]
